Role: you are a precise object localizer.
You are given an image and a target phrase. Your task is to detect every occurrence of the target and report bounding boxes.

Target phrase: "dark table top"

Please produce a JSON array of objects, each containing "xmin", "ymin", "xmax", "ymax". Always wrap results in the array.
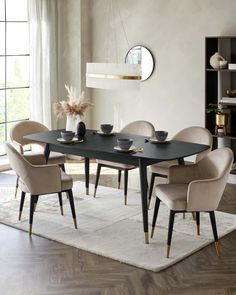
[{"xmin": 24, "ymin": 129, "xmax": 210, "ymax": 166}]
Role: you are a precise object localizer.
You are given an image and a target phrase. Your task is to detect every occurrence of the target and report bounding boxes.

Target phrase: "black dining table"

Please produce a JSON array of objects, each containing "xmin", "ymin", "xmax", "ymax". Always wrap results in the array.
[{"xmin": 24, "ymin": 129, "xmax": 209, "ymax": 244}]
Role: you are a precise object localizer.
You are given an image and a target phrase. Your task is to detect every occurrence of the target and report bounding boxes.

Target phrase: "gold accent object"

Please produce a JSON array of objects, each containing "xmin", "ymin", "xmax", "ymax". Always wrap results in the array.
[
  {"xmin": 216, "ymin": 113, "xmax": 228, "ymax": 127},
  {"xmin": 215, "ymin": 241, "xmax": 220, "ymax": 256},
  {"xmin": 73, "ymin": 218, "xmax": 78, "ymax": 229},
  {"xmin": 86, "ymin": 73, "xmax": 141, "ymax": 81},
  {"xmin": 60, "ymin": 206, "xmax": 64, "ymax": 216},
  {"xmin": 166, "ymin": 245, "xmax": 171, "ymax": 258},
  {"xmin": 145, "ymin": 232, "xmax": 149, "ymax": 244}
]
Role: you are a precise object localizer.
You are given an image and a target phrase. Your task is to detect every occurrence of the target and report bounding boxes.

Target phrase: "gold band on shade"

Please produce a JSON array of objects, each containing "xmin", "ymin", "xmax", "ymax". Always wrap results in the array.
[{"xmin": 86, "ymin": 73, "xmax": 141, "ymax": 80}]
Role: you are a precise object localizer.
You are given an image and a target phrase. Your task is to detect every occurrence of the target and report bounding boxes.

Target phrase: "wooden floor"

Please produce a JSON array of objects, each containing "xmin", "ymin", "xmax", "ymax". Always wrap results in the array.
[{"xmin": 0, "ymin": 165, "xmax": 236, "ymax": 295}]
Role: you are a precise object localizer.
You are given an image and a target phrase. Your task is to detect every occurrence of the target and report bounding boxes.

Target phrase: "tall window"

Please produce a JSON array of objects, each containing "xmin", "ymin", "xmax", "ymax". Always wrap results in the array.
[{"xmin": 0, "ymin": 0, "xmax": 29, "ymax": 155}]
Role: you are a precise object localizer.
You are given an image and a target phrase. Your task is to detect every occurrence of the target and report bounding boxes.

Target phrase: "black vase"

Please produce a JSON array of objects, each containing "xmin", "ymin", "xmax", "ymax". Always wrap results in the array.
[{"xmin": 77, "ymin": 121, "xmax": 86, "ymax": 139}]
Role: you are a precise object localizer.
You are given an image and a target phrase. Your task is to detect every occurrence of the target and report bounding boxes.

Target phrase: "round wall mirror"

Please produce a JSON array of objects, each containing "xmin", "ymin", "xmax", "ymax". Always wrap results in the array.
[{"xmin": 125, "ymin": 45, "xmax": 155, "ymax": 81}]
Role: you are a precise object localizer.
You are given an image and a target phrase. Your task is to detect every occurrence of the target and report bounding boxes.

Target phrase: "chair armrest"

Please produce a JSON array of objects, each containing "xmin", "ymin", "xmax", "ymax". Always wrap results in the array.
[
  {"xmin": 11, "ymin": 140, "xmax": 23, "ymax": 154},
  {"xmin": 24, "ymin": 164, "xmax": 62, "ymax": 195},
  {"xmin": 169, "ymin": 164, "xmax": 200, "ymax": 184},
  {"xmin": 186, "ymin": 175, "xmax": 228, "ymax": 211}
]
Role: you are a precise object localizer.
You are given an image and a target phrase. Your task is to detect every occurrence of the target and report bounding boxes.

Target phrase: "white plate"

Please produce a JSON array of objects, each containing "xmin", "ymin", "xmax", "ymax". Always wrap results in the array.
[
  {"xmin": 97, "ymin": 131, "xmax": 115, "ymax": 136},
  {"xmin": 113, "ymin": 145, "xmax": 137, "ymax": 153},
  {"xmin": 149, "ymin": 138, "xmax": 171, "ymax": 144},
  {"xmin": 57, "ymin": 137, "xmax": 84, "ymax": 144}
]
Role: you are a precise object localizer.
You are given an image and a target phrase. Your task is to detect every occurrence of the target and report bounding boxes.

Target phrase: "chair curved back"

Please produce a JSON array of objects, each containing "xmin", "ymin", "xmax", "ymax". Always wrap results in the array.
[
  {"xmin": 121, "ymin": 120, "xmax": 155, "ymax": 137},
  {"xmin": 5, "ymin": 141, "xmax": 35, "ymax": 191},
  {"xmin": 173, "ymin": 126, "xmax": 213, "ymax": 162},
  {"xmin": 187, "ymin": 148, "xmax": 233, "ymax": 211},
  {"xmin": 10, "ymin": 120, "xmax": 49, "ymax": 146}
]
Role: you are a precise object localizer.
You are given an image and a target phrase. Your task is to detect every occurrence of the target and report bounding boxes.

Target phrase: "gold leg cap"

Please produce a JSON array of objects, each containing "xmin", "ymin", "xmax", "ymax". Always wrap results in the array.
[
  {"xmin": 86, "ymin": 188, "xmax": 89, "ymax": 195},
  {"xmin": 60, "ymin": 206, "xmax": 64, "ymax": 216},
  {"xmin": 215, "ymin": 241, "xmax": 220, "ymax": 256},
  {"xmin": 18, "ymin": 211, "xmax": 22, "ymax": 221},
  {"xmin": 29, "ymin": 224, "xmax": 32, "ymax": 236},
  {"xmin": 192, "ymin": 212, "xmax": 196, "ymax": 221},
  {"xmin": 166, "ymin": 245, "xmax": 171, "ymax": 258},
  {"xmin": 14, "ymin": 187, "xmax": 18, "ymax": 198},
  {"xmin": 145, "ymin": 232, "xmax": 149, "ymax": 244},
  {"xmin": 124, "ymin": 195, "xmax": 127, "ymax": 205},
  {"xmin": 73, "ymin": 218, "xmax": 78, "ymax": 229},
  {"xmin": 93, "ymin": 188, "xmax": 97, "ymax": 198},
  {"xmin": 150, "ymin": 227, "xmax": 155, "ymax": 238},
  {"xmin": 197, "ymin": 225, "xmax": 200, "ymax": 236}
]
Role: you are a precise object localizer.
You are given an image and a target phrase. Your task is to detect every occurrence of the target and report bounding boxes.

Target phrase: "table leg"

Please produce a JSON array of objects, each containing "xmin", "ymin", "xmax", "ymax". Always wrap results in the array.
[
  {"xmin": 85, "ymin": 157, "xmax": 90, "ymax": 195},
  {"xmin": 177, "ymin": 157, "xmax": 185, "ymax": 165},
  {"xmin": 44, "ymin": 144, "xmax": 50, "ymax": 163},
  {"xmin": 139, "ymin": 159, "xmax": 149, "ymax": 244}
]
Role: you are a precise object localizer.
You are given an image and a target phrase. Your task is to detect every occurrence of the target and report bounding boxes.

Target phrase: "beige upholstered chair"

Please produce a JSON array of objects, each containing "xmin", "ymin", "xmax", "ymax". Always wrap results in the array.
[
  {"xmin": 148, "ymin": 126, "xmax": 213, "ymax": 206},
  {"xmin": 94, "ymin": 121, "xmax": 155, "ymax": 205},
  {"xmin": 151, "ymin": 148, "xmax": 233, "ymax": 258},
  {"xmin": 10, "ymin": 120, "xmax": 66, "ymax": 197},
  {"xmin": 5, "ymin": 142, "xmax": 77, "ymax": 236}
]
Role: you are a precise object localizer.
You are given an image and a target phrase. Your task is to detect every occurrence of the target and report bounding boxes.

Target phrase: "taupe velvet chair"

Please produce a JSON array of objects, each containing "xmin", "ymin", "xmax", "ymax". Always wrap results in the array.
[
  {"xmin": 151, "ymin": 148, "xmax": 233, "ymax": 258},
  {"xmin": 94, "ymin": 121, "xmax": 155, "ymax": 205},
  {"xmin": 148, "ymin": 126, "xmax": 213, "ymax": 207},
  {"xmin": 10, "ymin": 120, "xmax": 66, "ymax": 197},
  {"xmin": 5, "ymin": 142, "xmax": 77, "ymax": 236}
]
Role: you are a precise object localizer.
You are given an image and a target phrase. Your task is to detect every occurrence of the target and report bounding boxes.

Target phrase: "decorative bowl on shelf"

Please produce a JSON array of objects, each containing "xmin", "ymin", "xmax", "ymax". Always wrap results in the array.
[{"xmin": 226, "ymin": 90, "xmax": 236, "ymax": 97}]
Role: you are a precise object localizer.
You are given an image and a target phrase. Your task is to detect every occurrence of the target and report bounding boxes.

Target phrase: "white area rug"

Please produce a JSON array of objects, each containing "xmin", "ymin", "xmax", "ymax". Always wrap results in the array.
[{"xmin": 0, "ymin": 181, "xmax": 236, "ymax": 272}]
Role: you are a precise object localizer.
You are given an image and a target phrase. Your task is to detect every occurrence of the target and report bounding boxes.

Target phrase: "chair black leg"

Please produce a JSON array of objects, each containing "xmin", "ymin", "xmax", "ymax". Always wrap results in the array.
[
  {"xmin": 18, "ymin": 191, "xmax": 26, "ymax": 220},
  {"xmin": 196, "ymin": 212, "xmax": 200, "ymax": 235},
  {"xmin": 60, "ymin": 164, "xmax": 65, "ymax": 172},
  {"xmin": 209, "ymin": 211, "xmax": 220, "ymax": 256},
  {"xmin": 124, "ymin": 169, "xmax": 128, "ymax": 205},
  {"xmin": 148, "ymin": 173, "xmax": 156, "ymax": 208},
  {"xmin": 29, "ymin": 195, "xmax": 37, "ymax": 236},
  {"xmin": 15, "ymin": 175, "xmax": 19, "ymax": 198},
  {"xmin": 58, "ymin": 192, "xmax": 63, "ymax": 215},
  {"xmin": 118, "ymin": 170, "xmax": 122, "ymax": 189},
  {"xmin": 167, "ymin": 210, "xmax": 176, "ymax": 258},
  {"xmin": 151, "ymin": 197, "xmax": 160, "ymax": 238},
  {"xmin": 94, "ymin": 164, "xmax": 102, "ymax": 198},
  {"xmin": 67, "ymin": 189, "xmax": 77, "ymax": 229}
]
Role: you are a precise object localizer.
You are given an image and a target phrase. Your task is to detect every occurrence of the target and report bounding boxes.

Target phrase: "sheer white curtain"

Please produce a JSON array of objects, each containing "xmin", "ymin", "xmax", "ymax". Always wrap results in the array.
[{"xmin": 28, "ymin": 0, "xmax": 58, "ymax": 129}]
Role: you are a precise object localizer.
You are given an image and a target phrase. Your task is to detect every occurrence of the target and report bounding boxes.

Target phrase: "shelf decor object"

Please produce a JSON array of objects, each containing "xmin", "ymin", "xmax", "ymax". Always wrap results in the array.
[
  {"xmin": 86, "ymin": 0, "xmax": 141, "ymax": 90},
  {"xmin": 209, "ymin": 52, "xmax": 228, "ymax": 69}
]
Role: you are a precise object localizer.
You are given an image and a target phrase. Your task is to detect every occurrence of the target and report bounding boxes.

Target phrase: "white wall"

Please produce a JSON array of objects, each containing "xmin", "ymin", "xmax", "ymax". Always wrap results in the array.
[{"xmin": 89, "ymin": 0, "xmax": 236, "ymax": 137}]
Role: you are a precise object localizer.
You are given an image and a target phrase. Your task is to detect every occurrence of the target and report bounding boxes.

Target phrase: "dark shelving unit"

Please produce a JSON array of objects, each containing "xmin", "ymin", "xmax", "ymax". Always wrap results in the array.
[{"xmin": 205, "ymin": 36, "xmax": 236, "ymax": 170}]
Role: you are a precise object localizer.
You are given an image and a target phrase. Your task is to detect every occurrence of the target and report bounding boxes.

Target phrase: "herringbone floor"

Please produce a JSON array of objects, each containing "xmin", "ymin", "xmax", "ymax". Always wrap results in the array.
[{"xmin": 0, "ymin": 163, "xmax": 236, "ymax": 295}]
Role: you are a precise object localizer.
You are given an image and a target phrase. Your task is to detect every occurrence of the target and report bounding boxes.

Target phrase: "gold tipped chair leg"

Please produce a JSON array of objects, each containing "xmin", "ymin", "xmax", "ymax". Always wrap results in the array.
[
  {"xmin": 215, "ymin": 241, "xmax": 220, "ymax": 256},
  {"xmin": 151, "ymin": 227, "xmax": 155, "ymax": 238},
  {"xmin": 29, "ymin": 224, "xmax": 32, "ymax": 236},
  {"xmin": 86, "ymin": 188, "xmax": 89, "ymax": 195},
  {"xmin": 73, "ymin": 218, "xmax": 78, "ymax": 229},
  {"xmin": 145, "ymin": 232, "xmax": 149, "ymax": 244},
  {"xmin": 166, "ymin": 245, "xmax": 171, "ymax": 258},
  {"xmin": 118, "ymin": 182, "xmax": 121, "ymax": 189},
  {"xmin": 93, "ymin": 188, "xmax": 97, "ymax": 198},
  {"xmin": 192, "ymin": 212, "xmax": 196, "ymax": 220},
  {"xmin": 60, "ymin": 206, "xmax": 64, "ymax": 216}
]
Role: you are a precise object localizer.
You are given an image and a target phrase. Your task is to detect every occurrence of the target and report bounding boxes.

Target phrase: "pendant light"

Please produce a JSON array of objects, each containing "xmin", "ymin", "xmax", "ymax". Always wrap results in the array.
[{"xmin": 86, "ymin": 0, "xmax": 141, "ymax": 90}]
